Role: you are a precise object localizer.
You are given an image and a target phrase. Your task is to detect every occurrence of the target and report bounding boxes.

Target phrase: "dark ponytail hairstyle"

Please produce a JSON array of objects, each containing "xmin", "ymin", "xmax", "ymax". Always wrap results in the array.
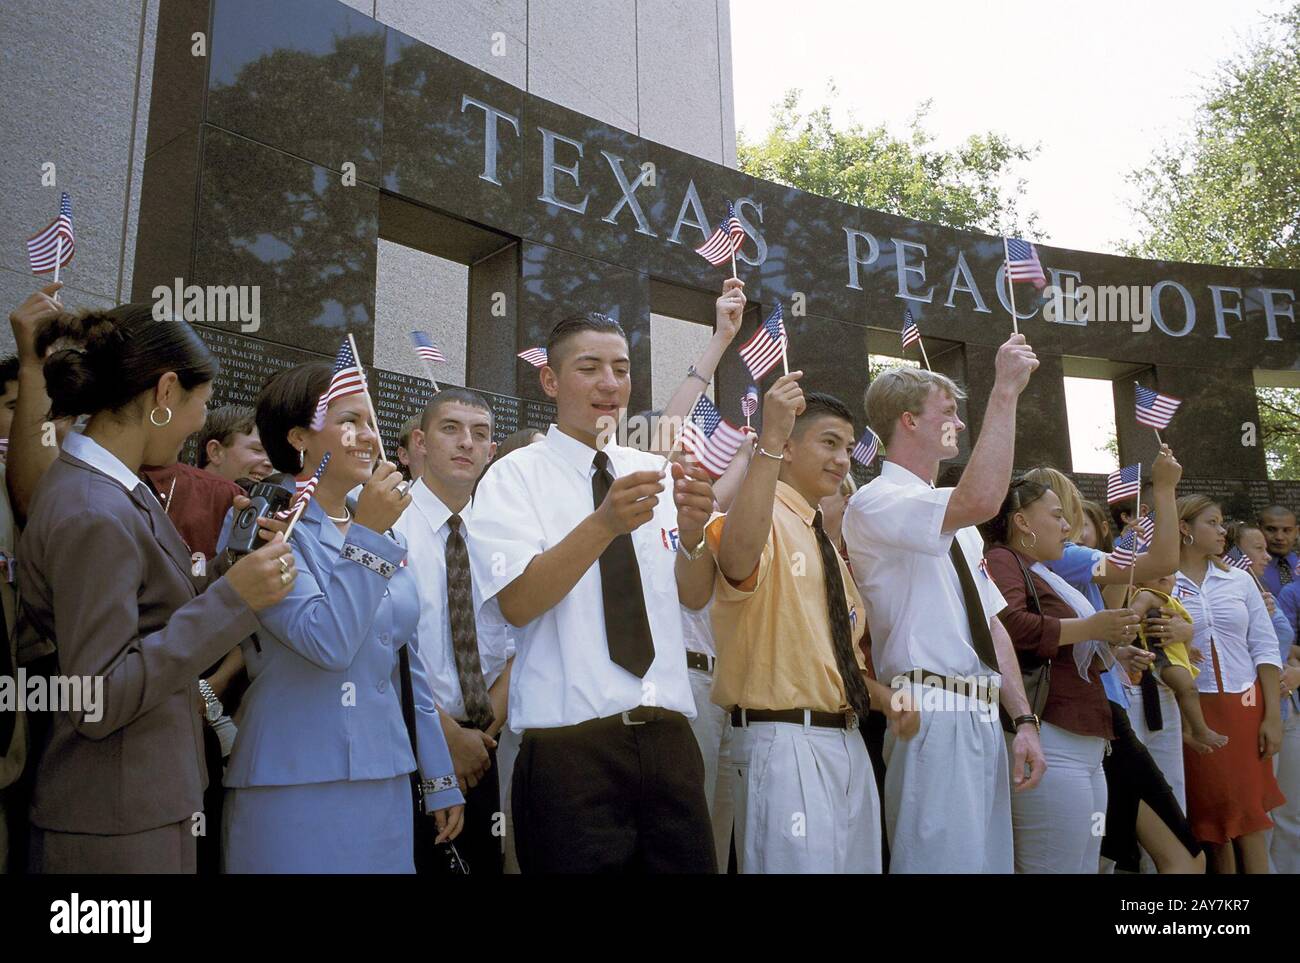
[
  {"xmin": 979, "ymin": 477, "xmax": 1049, "ymax": 546},
  {"xmin": 37, "ymin": 303, "xmax": 218, "ymax": 419}
]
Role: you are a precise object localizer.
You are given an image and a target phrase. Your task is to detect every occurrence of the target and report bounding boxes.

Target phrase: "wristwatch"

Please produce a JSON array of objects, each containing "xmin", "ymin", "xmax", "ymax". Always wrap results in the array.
[
  {"xmin": 1012, "ymin": 713, "xmax": 1041, "ymax": 733},
  {"xmin": 198, "ymin": 678, "xmax": 224, "ymax": 725},
  {"xmin": 679, "ymin": 533, "xmax": 708, "ymax": 561}
]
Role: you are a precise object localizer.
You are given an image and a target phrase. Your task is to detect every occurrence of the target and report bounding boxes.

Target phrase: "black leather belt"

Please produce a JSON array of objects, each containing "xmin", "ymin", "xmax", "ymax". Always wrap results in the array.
[
  {"xmin": 686, "ymin": 651, "xmax": 714, "ymax": 673},
  {"xmin": 895, "ymin": 668, "xmax": 999, "ymax": 708},
  {"xmin": 730, "ymin": 707, "xmax": 858, "ymax": 730}
]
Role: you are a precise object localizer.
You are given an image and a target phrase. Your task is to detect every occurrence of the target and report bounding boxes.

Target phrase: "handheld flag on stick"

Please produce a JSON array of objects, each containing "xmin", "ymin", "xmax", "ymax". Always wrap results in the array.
[
  {"xmin": 1002, "ymin": 236, "xmax": 1046, "ymax": 335},
  {"xmin": 681, "ymin": 395, "xmax": 746, "ymax": 478},
  {"xmin": 1224, "ymin": 547, "xmax": 1254, "ymax": 572},
  {"xmin": 408, "ymin": 330, "xmax": 444, "ymax": 391},
  {"xmin": 346, "ymin": 333, "xmax": 388, "ymax": 464},
  {"xmin": 1134, "ymin": 383, "xmax": 1181, "ymax": 446},
  {"xmin": 851, "ymin": 429, "xmax": 880, "ymax": 468},
  {"xmin": 281, "ymin": 452, "xmax": 332, "ymax": 539},
  {"xmin": 1106, "ymin": 525, "xmax": 1140, "ymax": 570},
  {"xmin": 1106, "ymin": 464, "xmax": 1141, "ymax": 505},
  {"xmin": 311, "ymin": 338, "xmax": 367, "ymax": 431},
  {"xmin": 741, "ymin": 384, "xmax": 759, "ymax": 429},
  {"xmin": 738, "ymin": 304, "xmax": 788, "ymax": 380},
  {"xmin": 517, "ymin": 347, "xmax": 548, "ymax": 368},
  {"xmin": 27, "ymin": 192, "xmax": 75, "ymax": 279},
  {"xmin": 900, "ymin": 308, "xmax": 931, "ymax": 370},
  {"xmin": 695, "ymin": 201, "xmax": 746, "ymax": 278}
]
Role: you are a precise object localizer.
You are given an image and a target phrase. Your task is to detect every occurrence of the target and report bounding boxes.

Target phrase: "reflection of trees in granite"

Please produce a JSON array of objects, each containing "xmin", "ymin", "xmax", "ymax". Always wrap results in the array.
[{"xmin": 201, "ymin": 35, "xmax": 385, "ymax": 345}]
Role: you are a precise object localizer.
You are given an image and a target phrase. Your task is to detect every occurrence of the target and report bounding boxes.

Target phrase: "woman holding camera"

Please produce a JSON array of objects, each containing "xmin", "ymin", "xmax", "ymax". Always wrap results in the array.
[
  {"xmin": 221, "ymin": 363, "xmax": 463, "ymax": 873},
  {"xmin": 18, "ymin": 303, "xmax": 295, "ymax": 873}
]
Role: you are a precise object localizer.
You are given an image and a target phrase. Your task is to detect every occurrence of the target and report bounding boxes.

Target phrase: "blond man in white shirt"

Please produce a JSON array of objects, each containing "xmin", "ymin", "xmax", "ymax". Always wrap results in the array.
[
  {"xmin": 471, "ymin": 313, "xmax": 719, "ymax": 873},
  {"xmin": 842, "ymin": 334, "xmax": 1047, "ymax": 873},
  {"xmin": 394, "ymin": 388, "xmax": 514, "ymax": 874}
]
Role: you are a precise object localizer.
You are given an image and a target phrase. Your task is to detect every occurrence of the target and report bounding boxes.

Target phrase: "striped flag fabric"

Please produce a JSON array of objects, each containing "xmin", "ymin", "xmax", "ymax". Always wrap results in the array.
[
  {"xmin": 695, "ymin": 202, "xmax": 746, "ymax": 266},
  {"xmin": 900, "ymin": 308, "xmax": 921, "ymax": 349},
  {"xmin": 1106, "ymin": 464, "xmax": 1141, "ymax": 505},
  {"xmin": 1224, "ymin": 547, "xmax": 1254, "ymax": 571},
  {"xmin": 278, "ymin": 453, "xmax": 331, "ymax": 519},
  {"xmin": 517, "ymin": 347, "xmax": 548, "ymax": 368},
  {"xmin": 741, "ymin": 384, "xmax": 759, "ymax": 419},
  {"xmin": 681, "ymin": 395, "xmax": 746, "ymax": 478},
  {"xmin": 1176, "ymin": 580, "xmax": 1201, "ymax": 601},
  {"xmin": 311, "ymin": 338, "xmax": 367, "ymax": 431},
  {"xmin": 851, "ymin": 429, "xmax": 880, "ymax": 467},
  {"xmin": 1134, "ymin": 384, "xmax": 1182, "ymax": 430},
  {"xmin": 738, "ymin": 304, "xmax": 787, "ymax": 381},
  {"xmin": 1005, "ymin": 237, "xmax": 1046, "ymax": 289},
  {"xmin": 27, "ymin": 192, "xmax": 75, "ymax": 275},
  {"xmin": 1106, "ymin": 526, "xmax": 1140, "ymax": 570},
  {"xmin": 1136, "ymin": 511, "xmax": 1156, "ymax": 549},
  {"xmin": 409, "ymin": 330, "xmax": 446, "ymax": 366}
]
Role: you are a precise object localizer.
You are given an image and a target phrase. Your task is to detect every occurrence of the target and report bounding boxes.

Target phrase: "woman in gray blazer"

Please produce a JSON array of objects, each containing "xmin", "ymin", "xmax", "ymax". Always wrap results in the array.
[{"xmin": 17, "ymin": 304, "xmax": 296, "ymax": 873}]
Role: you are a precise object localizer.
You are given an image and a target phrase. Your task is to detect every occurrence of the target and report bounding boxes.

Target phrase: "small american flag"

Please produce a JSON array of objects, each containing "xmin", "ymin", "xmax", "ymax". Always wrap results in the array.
[
  {"xmin": 1176, "ymin": 579, "xmax": 1201, "ymax": 600},
  {"xmin": 1134, "ymin": 384, "xmax": 1182, "ymax": 430},
  {"xmin": 1005, "ymin": 237, "xmax": 1046, "ymax": 289},
  {"xmin": 1106, "ymin": 526, "xmax": 1140, "ymax": 570},
  {"xmin": 682, "ymin": 395, "xmax": 746, "ymax": 478},
  {"xmin": 0, "ymin": 438, "xmax": 8, "ymax": 462},
  {"xmin": 409, "ymin": 330, "xmax": 446, "ymax": 366},
  {"xmin": 695, "ymin": 202, "xmax": 746, "ymax": 267},
  {"xmin": 741, "ymin": 384, "xmax": 759, "ymax": 418},
  {"xmin": 311, "ymin": 338, "xmax": 367, "ymax": 431},
  {"xmin": 1136, "ymin": 511, "xmax": 1156, "ymax": 550},
  {"xmin": 278, "ymin": 453, "xmax": 331, "ymax": 519},
  {"xmin": 27, "ymin": 192, "xmax": 75, "ymax": 275},
  {"xmin": 1224, "ymin": 547, "xmax": 1254, "ymax": 571},
  {"xmin": 517, "ymin": 347, "xmax": 548, "ymax": 368},
  {"xmin": 1106, "ymin": 464, "xmax": 1141, "ymax": 505},
  {"xmin": 738, "ymin": 304, "xmax": 787, "ymax": 381},
  {"xmin": 901, "ymin": 308, "xmax": 921, "ymax": 349},
  {"xmin": 851, "ymin": 429, "xmax": 880, "ymax": 467}
]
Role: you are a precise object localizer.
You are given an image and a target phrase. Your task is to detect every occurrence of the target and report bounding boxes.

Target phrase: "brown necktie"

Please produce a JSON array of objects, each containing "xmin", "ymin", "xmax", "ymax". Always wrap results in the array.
[
  {"xmin": 812, "ymin": 510, "xmax": 872, "ymax": 722},
  {"xmin": 446, "ymin": 514, "xmax": 494, "ymax": 730}
]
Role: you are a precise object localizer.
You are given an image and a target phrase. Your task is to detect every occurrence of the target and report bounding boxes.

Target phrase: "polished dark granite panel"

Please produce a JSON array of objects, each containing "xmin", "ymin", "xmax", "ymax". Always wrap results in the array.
[
  {"xmin": 143, "ymin": 0, "xmax": 211, "ymax": 160},
  {"xmin": 131, "ymin": 127, "xmax": 201, "ymax": 302},
  {"xmin": 192, "ymin": 127, "xmax": 377, "ymax": 361},
  {"xmin": 382, "ymin": 30, "xmax": 527, "ymax": 236},
  {"xmin": 1143, "ymin": 365, "xmax": 1268, "ymax": 480},
  {"xmin": 468, "ymin": 244, "xmax": 520, "ymax": 399},
  {"xmin": 206, "ymin": 0, "xmax": 385, "ymax": 184},
  {"xmin": 518, "ymin": 242, "xmax": 651, "ymax": 413},
  {"xmin": 962, "ymin": 344, "xmax": 1072, "ymax": 472}
]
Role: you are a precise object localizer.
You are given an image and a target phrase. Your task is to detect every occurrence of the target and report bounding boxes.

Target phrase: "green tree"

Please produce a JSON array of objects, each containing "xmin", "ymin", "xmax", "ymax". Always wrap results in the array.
[
  {"xmin": 1258, "ymin": 386, "xmax": 1300, "ymax": 479},
  {"xmin": 1123, "ymin": 3, "xmax": 1299, "ymax": 270},
  {"xmin": 738, "ymin": 87, "xmax": 1042, "ymax": 236}
]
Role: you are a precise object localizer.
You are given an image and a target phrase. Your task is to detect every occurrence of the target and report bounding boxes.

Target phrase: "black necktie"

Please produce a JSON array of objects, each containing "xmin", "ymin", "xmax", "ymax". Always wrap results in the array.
[
  {"xmin": 812, "ymin": 510, "xmax": 872, "ymax": 722},
  {"xmin": 1279, "ymin": 556, "xmax": 1293, "ymax": 587},
  {"xmin": 0, "ymin": 584, "xmax": 13, "ymax": 756},
  {"xmin": 591, "ymin": 451, "xmax": 655, "ymax": 678},
  {"xmin": 446, "ymin": 515, "xmax": 494, "ymax": 730},
  {"xmin": 949, "ymin": 539, "xmax": 1000, "ymax": 673}
]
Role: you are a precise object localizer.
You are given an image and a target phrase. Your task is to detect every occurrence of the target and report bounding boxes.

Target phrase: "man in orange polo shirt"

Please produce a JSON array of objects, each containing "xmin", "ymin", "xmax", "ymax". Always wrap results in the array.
[{"xmin": 707, "ymin": 375, "xmax": 918, "ymax": 874}]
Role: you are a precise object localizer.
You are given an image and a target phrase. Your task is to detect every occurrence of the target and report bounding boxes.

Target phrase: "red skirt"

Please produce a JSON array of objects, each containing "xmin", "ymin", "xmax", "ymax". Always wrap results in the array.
[{"xmin": 1183, "ymin": 681, "xmax": 1285, "ymax": 845}]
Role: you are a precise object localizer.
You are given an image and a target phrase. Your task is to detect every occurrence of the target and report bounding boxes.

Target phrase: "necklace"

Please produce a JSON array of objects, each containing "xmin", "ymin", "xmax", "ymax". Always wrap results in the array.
[{"xmin": 325, "ymin": 506, "xmax": 352, "ymax": 523}]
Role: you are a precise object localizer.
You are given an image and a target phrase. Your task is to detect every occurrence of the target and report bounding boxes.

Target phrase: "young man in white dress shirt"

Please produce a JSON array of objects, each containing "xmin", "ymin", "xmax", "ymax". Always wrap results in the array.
[
  {"xmin": 471, "ymin": 312, "xmax": 719, "ymax": 873},
  {"xmin": 394, "ymin": 388, "xmax": 514, "ymax": 874},
  {"xmin": 842, "ymin": 334, "xmax": 1048, "ymax": 873}
]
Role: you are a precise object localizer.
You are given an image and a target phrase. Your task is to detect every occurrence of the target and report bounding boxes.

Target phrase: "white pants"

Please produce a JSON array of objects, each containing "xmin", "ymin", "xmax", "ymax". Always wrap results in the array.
[
  {"xmin": 497, "ymin": 726, "xmax": 523, "ymax": 874},
  {"xmin": 1008, "ymin": 721, "xmax": 1107, "ymax": 874},
  {"xmin": 686, "ymin": 666, "xmax": 736, "ymax": 872},
  {"xmin": 883, "ymin": 687, "xmax": 1013, "ymax": 873},
  {"xmin": 1125, "ymin": 681, "xmax": 1184, "ymax": 874},
  {"xmin": 1269, "ymin": 712, "xmax": 1300, "ymax": 872},
  {"xmin": 731, "ymin": 718, "xmax": 881, "ymax": 873}
]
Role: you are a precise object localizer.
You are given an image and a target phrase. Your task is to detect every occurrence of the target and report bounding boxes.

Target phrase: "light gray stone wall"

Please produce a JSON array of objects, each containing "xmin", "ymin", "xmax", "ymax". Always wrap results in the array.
[
  {"xmin": 0, "ymin": 0, "xmax": 736, "ymax": 410},
  {"xmin": 650, "ymin": 312, "xmax": 714, "ymax": 410}
]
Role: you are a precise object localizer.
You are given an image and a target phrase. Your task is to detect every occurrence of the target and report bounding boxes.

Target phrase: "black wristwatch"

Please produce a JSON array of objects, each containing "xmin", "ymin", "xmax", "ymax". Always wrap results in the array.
[{"xmin": 1012, "ymin": 713, "xmax": 1041, "ymax": 732}]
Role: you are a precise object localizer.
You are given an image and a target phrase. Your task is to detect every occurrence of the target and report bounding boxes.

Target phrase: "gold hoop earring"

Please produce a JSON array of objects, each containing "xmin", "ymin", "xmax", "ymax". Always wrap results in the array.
[
  {"xmin": 297, "ymin": 448, "xmax": 305, "ymax": 470},
  {"xmin": 149, "ymin": 406, "xmax": 172, "ymax": 427},
  {"xmin": 1019, "ymin": 531, "xmax": 1037, "ymax": 550},
  {"xmin": 1182, "ymin": 533, "xmax": 1194, "ymax": 546}
]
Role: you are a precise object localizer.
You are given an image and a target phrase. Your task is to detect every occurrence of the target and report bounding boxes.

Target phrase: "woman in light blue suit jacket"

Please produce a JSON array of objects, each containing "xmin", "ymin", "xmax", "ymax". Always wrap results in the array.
[{"xmin": 221, "ymin": 363, "xmax": 463, "ymax": 873}]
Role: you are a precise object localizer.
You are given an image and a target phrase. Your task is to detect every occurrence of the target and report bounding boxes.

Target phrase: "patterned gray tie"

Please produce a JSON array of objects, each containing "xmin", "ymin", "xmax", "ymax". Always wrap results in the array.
[{"xmin": 446, "ymin": 514, "xmax": 494, "ymax": 730}]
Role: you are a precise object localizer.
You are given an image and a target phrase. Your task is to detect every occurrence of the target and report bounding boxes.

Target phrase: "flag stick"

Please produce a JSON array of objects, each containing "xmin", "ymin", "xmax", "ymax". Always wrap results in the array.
[
  {"xmin": 347, "ymin": 332, "xmax": 389, "ymax": 464},
  {"xmin": 745, "ymin": 412, "xmax": 751, "ymax": 430},
  {"xmin": 917, "ymin": 337, "xmax": 932, "ymax": 372},
  {"xmin": 419, "ymin": 360, "xmax": 441, "ymax": 393},
  {"xmin": 1153, "ymin": 428, "xmax": 1163, "ymax": 447},
  {"xmin": 54, "ymin": 237, "xmax": 62, "ymax": 286},
  {"xmin": 1003, "ymin": 237, "xmax": 1020, "ymax": 336},
  {"xmin": 780, "ymin": 339, "xmax": 789, "ymax": 377},
  {"xmin": 730, "ymin": 250, "xmax": 738, "ymax": 281},
  {"xmin": 281, "ymin": 498, "xmax": 309, "ymax": 542},
  {"xmin": 1124, "ymin": 462, "xmax": 1142, "ymax": 605}
]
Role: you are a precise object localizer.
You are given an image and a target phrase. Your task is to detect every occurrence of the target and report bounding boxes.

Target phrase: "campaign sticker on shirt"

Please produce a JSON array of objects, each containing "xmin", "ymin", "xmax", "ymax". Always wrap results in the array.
[
  {"xmin": 977, "ymin": 556, "xmax": 990, "ymax": 578},
  {"xmin": 849, "ymin": 606, "xmax": 858, "ymax": 632},
  {"xmin": 661, "ymin": 527, "xmax": 680, "ymax": 552}
]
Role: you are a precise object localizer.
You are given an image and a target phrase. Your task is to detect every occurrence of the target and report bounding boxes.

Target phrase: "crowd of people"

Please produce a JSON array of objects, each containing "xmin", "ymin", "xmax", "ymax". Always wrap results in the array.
[{"xmin": 0, "ymin": 275, "xmax": 1298, "ymax": 875}]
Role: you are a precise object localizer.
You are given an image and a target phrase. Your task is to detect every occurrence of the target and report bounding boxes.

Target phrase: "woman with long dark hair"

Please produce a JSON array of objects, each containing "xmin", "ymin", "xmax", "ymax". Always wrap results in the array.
[{"xmin": 18, "ymin": 304, "xmax": 294, "ymax": 873}]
